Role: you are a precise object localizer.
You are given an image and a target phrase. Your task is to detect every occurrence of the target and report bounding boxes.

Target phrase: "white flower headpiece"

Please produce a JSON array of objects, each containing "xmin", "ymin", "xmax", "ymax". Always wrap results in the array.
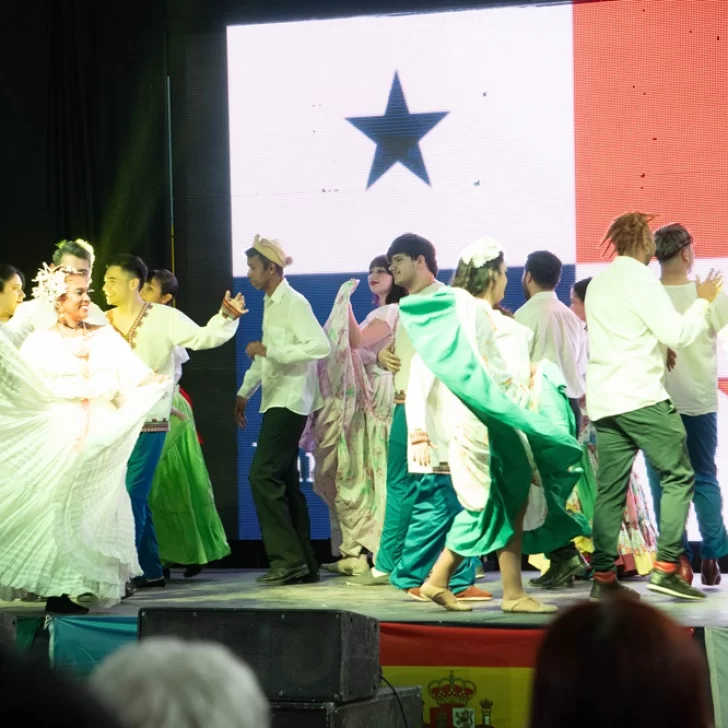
[
  {"xmin": 31, "ymin": 264, "xmax": 76, "ymax": 305},
  {"xmin": 459, "ymin": 237, "xmax": 503, "ymax": 269}
]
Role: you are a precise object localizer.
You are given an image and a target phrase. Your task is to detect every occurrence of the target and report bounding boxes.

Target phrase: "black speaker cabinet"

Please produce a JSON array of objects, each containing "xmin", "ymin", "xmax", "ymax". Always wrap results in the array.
[
  {"xmin": 0, "ymin": 615, "xmax": 16, "ymax": 650},
  {"xmin": 138, "ymin": 608, "xmax": 380, "ymax": 702},
  {"xmin": 271, "ymin": 687, "xmax": 423, "ymax": 728}
]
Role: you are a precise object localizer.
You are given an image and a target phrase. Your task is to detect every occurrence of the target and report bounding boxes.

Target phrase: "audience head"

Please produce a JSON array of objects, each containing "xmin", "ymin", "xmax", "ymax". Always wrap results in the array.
[
  {"xmin": 142, "ymin": 269, "xmax": 178, "ymax": 306},
  {"xmin": 0, "ymin": 646, "xmax": 123, "ymax": 727},
  {"xmin": 522, "ymin": 250, "xmax": 562, "ymax": 300},
  {"xmin": 386, "ymin": 233, "xmax": 438, "ymax": 291},
  {"xmin": 570, "ymin": 277, "xmax": 592, "ymax": 323},
  {"xmin": 368, "ymin": 254, "xmax": 406, "ymax": 305},
  {"xmin": 599, "ymin": 211, "xmax": 657, "ymax": 264},
  {"xmin": 529, "ymin": 598, "xmax": 713, "ymax": 728},
  {"xmin": 0, "ymin": 264, "xmax": 25, "ymax": 320},
  {"xmin": 90, "ymin": 637, "xmax": 270, "ymax": 728},
  {"xmin": 52, "ymin": 239, "xmax": 95, "ymax": 282},
  {"xmin": 103, "ymin": 254, "xmax": 148, "ymax": 307},
  {"xmin": 654, "ymin": 223, "xmax": 695, "ymax": 273},
  {"xmin": 451, "ymin": 237, "xmax": 507, "ymax": 305}
]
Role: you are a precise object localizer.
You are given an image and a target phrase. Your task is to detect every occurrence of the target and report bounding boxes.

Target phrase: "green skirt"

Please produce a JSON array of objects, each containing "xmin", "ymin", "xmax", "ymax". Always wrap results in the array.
[{"xmin": 148, "ymin": 390, "xmax": 231, "ymax": 566}]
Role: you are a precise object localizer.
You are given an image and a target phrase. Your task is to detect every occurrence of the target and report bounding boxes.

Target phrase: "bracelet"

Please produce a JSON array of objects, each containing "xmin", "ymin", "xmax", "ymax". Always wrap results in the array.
[
  {"xmin": 409, "ymin": 431, "xmax": 430, "ymax": 445},
  {"xmin": 220, "ymin": 299, "xmax": 242, "ymax": 320}
]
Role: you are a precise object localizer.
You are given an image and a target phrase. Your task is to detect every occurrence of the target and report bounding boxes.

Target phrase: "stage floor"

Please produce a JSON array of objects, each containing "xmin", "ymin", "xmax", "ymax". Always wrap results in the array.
[{"xmin": 2, "ymin": 569, "xmax": 728, "ymax": 627}]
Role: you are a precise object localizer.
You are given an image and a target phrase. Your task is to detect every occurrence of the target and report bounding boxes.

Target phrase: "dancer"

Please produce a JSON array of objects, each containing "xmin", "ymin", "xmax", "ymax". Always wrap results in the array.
[
  {"xmin": 235, "ymin": 236, "xmax": 330, "ymax": 586},
  {"xmin": 403, "ymin": 239, "xmax": 585, "ymax": 612},
  {"xmin": 348, "ymin": 234, "xmax": 486, "ymax": 602},
  {"xmin": 305, "ymin": 256, "xmax": 405, "ymax": 577},
  {"xmin": 142, "ymin": 269, "xmax": 232, "ymax": 578},
  {"xmin": 104, "ymin": 254, "xmax": 244, "ymax": 589},
  {"xmin": 647, "ymin": 223, "xmax": 728, "ymax": 586},
  {"xmin": 0, "ymin": 265, "xmax": 25, "ymax": 322},
  {"xmin": 0, "ymin": 265, "xmax": 168, "ymax": 613},
  {"xmin": 587, "ymin": 211, "xmax": 721, "ymax": 601},
  {"xmin": 5, "ymin": 239, "xmax": 107, "ymax": 345}
]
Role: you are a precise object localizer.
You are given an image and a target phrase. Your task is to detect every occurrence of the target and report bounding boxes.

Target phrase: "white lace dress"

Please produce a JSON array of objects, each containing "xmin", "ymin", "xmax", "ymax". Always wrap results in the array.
[{"xmin": 0, "ymin": 324, "xmax": 167, "ymax": 606}]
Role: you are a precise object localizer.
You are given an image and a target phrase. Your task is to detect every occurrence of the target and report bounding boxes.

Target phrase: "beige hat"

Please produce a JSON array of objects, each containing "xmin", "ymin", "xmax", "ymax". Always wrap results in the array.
[{"xmin": 251, "ymin": 235, "xmax": 293, "ymax": 268}]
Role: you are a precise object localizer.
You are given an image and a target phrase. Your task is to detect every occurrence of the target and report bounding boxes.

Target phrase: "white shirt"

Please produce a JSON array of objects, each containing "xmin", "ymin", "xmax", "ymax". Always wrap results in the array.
[
  {"xmin": 108, "ymin": 303, "xmax": 239, "ymax": 428},
  {"xmin": 662, "ymin": 285, "xmax": 728, "ymax": 416},
  {"xmin": 585, "ymin": 256, "xmax": 710, "ymax": 422},
  {"xmin": 392, "ymin": 281, "xmax": 444, "ymax": 394},
  {"xmin": 238, "ymin": 279, "xmax": 330, "ymax": 416},
  {"xmin": 515, "ymin": 291, "xmax": 587, "ymax": 399}
]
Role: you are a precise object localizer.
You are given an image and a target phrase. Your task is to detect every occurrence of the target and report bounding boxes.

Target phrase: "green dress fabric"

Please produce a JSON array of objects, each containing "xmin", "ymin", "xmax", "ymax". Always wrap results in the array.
[
  {"xmin": 399, "ymin": 287, "xmax": 590, "ymax": 557},
  {"xmin": 148, "ymin": 389, "xmax": 231, "ymax": 566}
]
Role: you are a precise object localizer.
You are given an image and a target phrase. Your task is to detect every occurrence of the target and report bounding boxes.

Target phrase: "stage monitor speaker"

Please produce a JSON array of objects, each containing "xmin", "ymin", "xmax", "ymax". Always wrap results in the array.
[
  {"xmin": 271, "ymin": 687, "xmax": 423, "ymax": 728},
  {"xmin": 0, "ymin": 615, "xmax": 16, "ymax": 650},
  {"xmin": 138, "ymin": 608, "xmax": 380, "ymax": 703}
]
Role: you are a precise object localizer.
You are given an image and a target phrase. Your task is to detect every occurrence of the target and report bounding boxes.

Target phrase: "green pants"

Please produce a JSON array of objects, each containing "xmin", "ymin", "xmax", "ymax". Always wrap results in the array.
[{"xmin": 592, "ymin": 400, "xmax": 693, "ymax": 573}]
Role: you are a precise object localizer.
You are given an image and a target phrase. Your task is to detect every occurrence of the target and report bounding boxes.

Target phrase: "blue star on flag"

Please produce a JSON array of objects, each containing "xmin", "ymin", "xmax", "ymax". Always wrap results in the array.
[{"xmin": 347, "ymin": 72, "xmax": 449, "ymax": 188}]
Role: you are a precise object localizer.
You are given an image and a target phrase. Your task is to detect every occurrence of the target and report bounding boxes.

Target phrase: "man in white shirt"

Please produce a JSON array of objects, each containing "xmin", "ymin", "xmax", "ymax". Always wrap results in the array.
[
  {"xmin": 5, "ymin": 239, "xmax": 107, "ymax": 346},
  {"xmin": 516, "ymin": 251, "xmax": 590, "ymax": 588},
  {"xmin": 235, "ymin": 236, "xmax": 330, "ymax": 586},
  {"xmin": 104, "ymin": 254, "xmax": 244, "ymax": 588},
  {"xmin": 586, "ymin": 211, "xmax": 722, "ymax": 601},
  {"xmin": 647, "ymin": 223, "xmax": 728, "ymax": 586},
  {"xmin": 347, "ymin": 234, "xmax": 486, "ymax": 603}
]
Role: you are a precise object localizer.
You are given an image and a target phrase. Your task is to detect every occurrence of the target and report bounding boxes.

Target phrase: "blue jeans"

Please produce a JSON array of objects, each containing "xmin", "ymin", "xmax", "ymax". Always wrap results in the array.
[
  {"xmin": 127, "ymin": 432, "xmax": 167, "ymax": 579},
  {"xmin": 646, "ymin": 412, "xmax": 728, "ymax": 561}
]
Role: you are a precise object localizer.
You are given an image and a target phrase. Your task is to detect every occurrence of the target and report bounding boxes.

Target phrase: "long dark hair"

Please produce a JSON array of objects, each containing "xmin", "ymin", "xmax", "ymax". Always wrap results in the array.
[
  {"xmin": 450, "ymin": 252, "xmax": 505, "ymax": 298},
  {"xmin": 369, "ymin": 255, "xmax": 406, "ymax": 305},
  {"xmin": 529, "ymin": 599, "xmax": 713, "ymax": 728},
  {"xmin": 0, "ymin": 264, "xmax": 24, "ymax": 292}
]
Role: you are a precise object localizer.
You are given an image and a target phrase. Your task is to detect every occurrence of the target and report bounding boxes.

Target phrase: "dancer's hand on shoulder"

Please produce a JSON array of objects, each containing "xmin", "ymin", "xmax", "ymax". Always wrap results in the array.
[
  {"xmin": 378, "ymin": 346, "xmax": 400, "ymax": 373},
  {"xmin": 234, "ymin": 395, "xmax": 248, "ymax": 429},
  {"xmin": 696, "ymin": 270, "xmax": 723, "ymax": 303}
]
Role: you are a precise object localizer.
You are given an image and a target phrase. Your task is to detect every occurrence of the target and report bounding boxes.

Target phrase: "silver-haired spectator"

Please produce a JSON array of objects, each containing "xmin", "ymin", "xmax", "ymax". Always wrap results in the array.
[{"xmin": 90, "ymin": 637, "xmax": 270, "ymax": 728}]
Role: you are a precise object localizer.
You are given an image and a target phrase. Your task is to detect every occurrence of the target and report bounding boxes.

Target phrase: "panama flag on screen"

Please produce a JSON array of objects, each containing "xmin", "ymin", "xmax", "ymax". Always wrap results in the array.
[{"xmin": 227, "ymin": 5, "xmax": 576, "ymax": 276}]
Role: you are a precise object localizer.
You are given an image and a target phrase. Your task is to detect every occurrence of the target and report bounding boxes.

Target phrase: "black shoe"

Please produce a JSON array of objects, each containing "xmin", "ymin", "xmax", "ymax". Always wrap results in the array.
[
  {"xmin": 132, "ymin": 576, "xmax": 166, "ymax": 589},
  {"xmin": 184, "ymin": 565, "xmax": 203, "ymax": 579},
  {"xmin": 648, "ymin": 568, "xmax": 706, "ymax": 600},
  {"xmin": 122, "ymin": 581, "xmax": 137, "ymax": 599},
  {"xmin": 589, "ymin": 575, "xmax": 639, "ymax": 601},
  {"xmin": 162, "ymin": 568, "xmax": 171, "ymax": 580},
  {"xmin": 45, "ymin": 595, "xmax": 89, "ymax": 615},
  {"xmin": 256, "ymin": 565, "xmax": 309, "ymax": 586},
  {"xmin": 530, "ymin": 553, "xmax": 588, "ymax": 589},
  {"xmin": 296, "ymin": 571, "xmax": 321, "ymax": 584}
]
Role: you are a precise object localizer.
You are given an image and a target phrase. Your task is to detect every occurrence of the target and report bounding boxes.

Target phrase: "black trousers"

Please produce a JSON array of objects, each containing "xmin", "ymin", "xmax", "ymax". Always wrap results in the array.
[{"xmin": 249, "ymin": 407, "xmax": 317, "ymax": 572}]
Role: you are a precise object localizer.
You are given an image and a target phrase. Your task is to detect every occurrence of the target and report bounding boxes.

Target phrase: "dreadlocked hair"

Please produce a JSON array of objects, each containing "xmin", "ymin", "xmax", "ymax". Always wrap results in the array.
[{"xmin": 598, "ymin": 211, "xmax": 657, "ymax": 258}]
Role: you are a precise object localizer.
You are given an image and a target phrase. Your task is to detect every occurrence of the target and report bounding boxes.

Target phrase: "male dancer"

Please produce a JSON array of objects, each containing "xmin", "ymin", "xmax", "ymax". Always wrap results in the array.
[
  {"xmin": 516, "ymin": 251, "xmax": 590, "ymax": 588},
  {"xmin": 104, "ymin": 254, "xmax": 244, "ymax": 588},
  {"xmin": 235, "ymin": 236, "xmax": 330, "ymax": 586},
  {"xmin": 347, "ymin": 234, "xmax": 485, "ymax": 601},
  {"xmin": 647, "ymin": 223, "xmax": 728, "ymax": 586},
  {"xmin": 5, "ymin": 239, "xmax": 106, "ymax": 344},
  {"xmin": 586, "ymin": 211, "xmax": 721, "ymax": 601}
]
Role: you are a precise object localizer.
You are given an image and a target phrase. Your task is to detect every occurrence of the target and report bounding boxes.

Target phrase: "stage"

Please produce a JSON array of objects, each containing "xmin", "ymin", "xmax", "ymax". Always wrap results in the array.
[{"xmin": 4, "ymin": 570, "xmax": 728, "ymax": 728}]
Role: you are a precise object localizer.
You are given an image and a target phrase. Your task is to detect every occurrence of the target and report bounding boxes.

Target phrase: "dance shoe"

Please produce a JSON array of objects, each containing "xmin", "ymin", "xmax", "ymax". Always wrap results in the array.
[
  {"xmin": 678, "ymin": 554, "xmax": 694, "ymax": 585},
  {"xmin": 647, "ymin": 565, "xmax": 706, "ymax": 600},
  {"xmin": 530, "ymin": 553, "xmax": 587, "ymax": 589},
  {"xmin": 45, "ymin": 596, "xmax": 89, "ymax": 615},
  {"xmin": 408, "ymin": 585, "xmax": 492, "ymax": 601},
  {"xmin": 322, "ymin": 557, "xmax": 369, "ymax": 576},
  {"xmin": 132, "ymin": 576, "xmax": 166, "ymax": 589},
  {"xmin": 589, "ymin": 572, "xmax": 639, "ymax": 601},
  {"xmin": 701, "ymin": 559, "xmax": 721, "ymax": 586},
  {"xmin": 501, "ymin": 596, "xmax": 558, "ymax": 614},
  {"xmin": 255, "ymin": 565, "xmax": 309, "ymax": 586},
  {"xmin": 420, "ymin": 583, "xmax": 472, "ymax": 612},
  {"xmin": 346, "ymin": 570, "xmax": 390, "ymax": 587},
  {"xmin": 184, "ymin": 565, "xmax": 204, "ymax": 579}
]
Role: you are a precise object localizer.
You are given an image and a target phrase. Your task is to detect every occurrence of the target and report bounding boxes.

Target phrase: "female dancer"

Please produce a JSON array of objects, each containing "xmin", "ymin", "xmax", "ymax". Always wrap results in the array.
[
  {"xmin": 303, "ymin": 256, "xmax": 405, "ymax": 576},
  {"xmin": 402, "ymin": 238, "xmax": 586, "ymax": 613},
  {"xmin": 0, "ymin": 266, "xmax": 167, "ymax": 613},
  {"xmin": 0, "ymin": 265, "xmax": 25, "ymax": 322},
  {"xmin": 142, "ymin": 270, "xmax": 231, "ymax": 577},
  {"xmin": 570, "ymin": 278, "xmax": 658, "ymax": 576}
]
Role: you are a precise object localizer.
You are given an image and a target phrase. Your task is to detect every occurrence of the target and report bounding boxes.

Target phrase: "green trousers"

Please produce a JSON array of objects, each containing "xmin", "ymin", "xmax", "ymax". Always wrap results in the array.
[{"xmin": 592, "ymin": 400, "xmax": 694, "ymax": 572}]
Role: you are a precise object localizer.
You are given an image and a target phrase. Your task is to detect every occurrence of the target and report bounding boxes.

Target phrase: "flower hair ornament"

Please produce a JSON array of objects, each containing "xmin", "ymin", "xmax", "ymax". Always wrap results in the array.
[
  {"xmin": 459, "ymin": 237, "xmax": 503, "ymax": 269},
  {"xmin": 31, "ymin": 264, "xmax": 77, "ymax": 306}
]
